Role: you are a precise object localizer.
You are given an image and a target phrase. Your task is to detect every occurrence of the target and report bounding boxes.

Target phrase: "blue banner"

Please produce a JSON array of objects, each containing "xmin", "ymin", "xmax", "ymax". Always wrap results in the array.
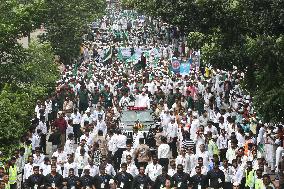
[{"xmin": 180, "ymin": 63, "xmax": 190, "ymax": 75}]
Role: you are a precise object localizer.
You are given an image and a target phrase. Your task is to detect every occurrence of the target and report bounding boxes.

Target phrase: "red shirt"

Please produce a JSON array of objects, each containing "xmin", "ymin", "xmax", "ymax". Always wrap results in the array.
[{"xmin": 54, "ymin": 118, "xmax": 67, "ymax": 134}]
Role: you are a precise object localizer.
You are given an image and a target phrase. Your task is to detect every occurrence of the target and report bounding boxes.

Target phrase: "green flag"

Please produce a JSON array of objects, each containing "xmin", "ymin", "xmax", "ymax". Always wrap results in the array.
[
  {"xmin": 73, "ymin": 63, "xmax": 78, "ymax": 76},
  {"xmin": 153, "ymin": 57, "xmax": 159, "ymax": 68},
  {"xmin": 144, "ymin": 51, "xmax": 150, "ymax": 58},
  {"xmin": 117, "ymin": 48, "xmax": 124, "ymax": 61},
  {"xmin": 103, "ymin": 46, "xmax": 112, "ymax": 62}
]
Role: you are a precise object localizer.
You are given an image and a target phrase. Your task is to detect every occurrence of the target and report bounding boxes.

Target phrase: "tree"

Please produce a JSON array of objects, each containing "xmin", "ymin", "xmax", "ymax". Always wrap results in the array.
[
  {"xmin": 42, "ymin": 0, "xmax": 106, "ymax": 64},
  {"xmin": 0, "ymin": 0, "xmax": 45, "ymax": 85},
  {"xmin": 0, "ymin": 41, "xmax": 59, "ymax": 157},
  {"xmin": 125, "ymin": 0, "xmax": 284, "ymax": 122}
]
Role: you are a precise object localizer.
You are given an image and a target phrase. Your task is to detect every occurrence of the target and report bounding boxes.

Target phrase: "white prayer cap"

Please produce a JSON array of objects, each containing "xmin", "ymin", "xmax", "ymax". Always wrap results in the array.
[
  {"xmin": 275, "ymin": 139, "xmax": 281, "ymax": 145},
  {"xmin": 273, "ymin": 127, "xmax": 278, "ymax": 133},
  {"xmin": 109, "ymin": 179, "xmax": 115, "ymax": 184},
  {"xmin": 212, "ymin": 135, "xmax": 218, "ymax": 139},
  {"xmin": 233, "ymin": 182, "xmax": 239, "ymax": 186},
  {"xmin": 192, "ymin": 112, "xmax": 198, "ymax": 117}
]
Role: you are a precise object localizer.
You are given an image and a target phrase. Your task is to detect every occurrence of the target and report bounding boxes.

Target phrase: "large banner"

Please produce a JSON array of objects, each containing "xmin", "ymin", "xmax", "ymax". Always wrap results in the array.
[
  {"xmin": 180, "ymin": 62, "xmax": 191, "ymax": 75},
  {"xmin": 171, "ymin": 59, "xmax": 181, "ymax": 73},
  {"xmin": 171, "ymin": 58, "xmax": 192, "ymax": 75}
]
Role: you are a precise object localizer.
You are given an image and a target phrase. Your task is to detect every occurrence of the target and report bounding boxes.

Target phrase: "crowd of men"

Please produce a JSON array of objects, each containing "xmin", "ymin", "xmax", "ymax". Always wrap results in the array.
[{"xmin": 1, "ymin": 1, "xmax": 284, "ymax": 189}]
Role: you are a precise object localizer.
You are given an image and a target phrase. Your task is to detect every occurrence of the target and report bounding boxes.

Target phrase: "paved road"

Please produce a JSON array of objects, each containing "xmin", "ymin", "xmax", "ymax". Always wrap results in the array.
[{"xmin": 17, "ymin": 29, "xmax": 46, "ymax": 48}]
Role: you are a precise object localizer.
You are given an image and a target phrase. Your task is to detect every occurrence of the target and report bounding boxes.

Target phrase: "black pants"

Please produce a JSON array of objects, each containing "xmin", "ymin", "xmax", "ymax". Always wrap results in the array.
[
  {"xmin": 224, "ymin": 182, "xmax": 233, "ymax": 189},
  {"xmin": 219, "ymin": 148, "xmax": 227, "ymax": 162},
  {"xmin": 10, "ymin": 183, "xmax": 16, "ymax": 189},
  {"xmin": 73, "ymin": 124, "xmax": 81, "ymax": 144},
  {"xmin": 114, "ymin": 148, "xmax": 126, "ymax": 171},
  {"xmin": 169, "ymin": 137, "xmax": 178, "ymax": 158},
  {"xmin": 40, "ymin": 134, "xmax": 47, "ymax": 154},
  {"xmin": 78, "ymin": 169, "xmax": 83, "ymax": 177},
  {"xmin": 159, "ymin": 158, "xmax": 169, "ymax": 168},
  {"xmin": 79, "ymin": 102, "xmax": 88, "ymax": 113}
]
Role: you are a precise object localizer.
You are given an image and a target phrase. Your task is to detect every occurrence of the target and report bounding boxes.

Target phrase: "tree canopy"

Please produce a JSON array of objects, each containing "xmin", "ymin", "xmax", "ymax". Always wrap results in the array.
[
  {"xmin": 0, "ymin": 0, "xmax": 106, "ymax": 156},
  {"xmin": 42, "ymin": 0, "xmax": 106, "ymax": 64},
  {"xmin": 124, "ymin": 0, "xmax": 284, "ymax": 123},
  {"xmin": 0, "ymin": 41, "xmax": 59, "ymax": 156}
]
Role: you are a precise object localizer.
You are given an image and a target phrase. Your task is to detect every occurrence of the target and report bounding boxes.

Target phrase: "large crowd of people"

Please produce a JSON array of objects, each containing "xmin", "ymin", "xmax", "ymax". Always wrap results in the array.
[{"xmin": 1, "ymin": 1, "xmax": 283, "ymax": 189}]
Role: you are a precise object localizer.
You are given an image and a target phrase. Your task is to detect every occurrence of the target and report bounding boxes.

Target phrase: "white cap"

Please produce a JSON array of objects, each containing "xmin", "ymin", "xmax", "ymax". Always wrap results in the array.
[
  {"xmin": 109, "ymin": 179, "xmax": 115, "ymax": 184},
  {"xmin": 233, "ymin": 182, "xmax": 239, "ymax": 186}
]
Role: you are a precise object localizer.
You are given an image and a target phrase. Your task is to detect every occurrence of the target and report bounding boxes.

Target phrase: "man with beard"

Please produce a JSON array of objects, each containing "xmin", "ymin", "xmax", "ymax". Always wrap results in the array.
[
  {"xmin": 80, "ymin": 169, "xmax": 95, "ymax": 188},
  {"xmin": 45, "ymin": 164, "xmax": 64, "ymax": 188},
  {"xmin": 63, "ymin": 168, "xmax": 80, "ymax": 189},
  {"xmin": 94, "ymin": 165, "xmax": 113, "ymax": 189},
  {"xmin": 26, "ymin": 166, "xmax": 45, "ymax": 188},
  {"xmin": 114, "ymin": 163, "xmax": 133, "ymax": 189},
  {"xmin": 172, "ymin": 164, "xmax": 190, "ymax": 189},
  {"xmin": 132, "ymin": 166, "xmax": 153, "ymax": 189},
  {"xmin": 154, "ymin": 167, "xmax": 172, "ymax": 189},
  {"xmin": 189, "ymin": 166, "xmax": 208, "ymax": 189},
  {"xmin": 207, "ymin": 162, "xmax": 225, "ymax": 189}
]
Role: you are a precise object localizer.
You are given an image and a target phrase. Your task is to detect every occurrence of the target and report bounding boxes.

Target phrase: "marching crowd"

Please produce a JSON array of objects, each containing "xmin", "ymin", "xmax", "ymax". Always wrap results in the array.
[{"xmin": 1, "ymin": 1, "xmax": 284, "ymax": 189}]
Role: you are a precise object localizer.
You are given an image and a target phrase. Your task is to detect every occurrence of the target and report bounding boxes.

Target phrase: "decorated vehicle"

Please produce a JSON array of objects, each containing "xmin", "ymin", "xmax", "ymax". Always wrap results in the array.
[{"xmin": 119, "ymin": 108, "xmax": 155, "ymax": 132}]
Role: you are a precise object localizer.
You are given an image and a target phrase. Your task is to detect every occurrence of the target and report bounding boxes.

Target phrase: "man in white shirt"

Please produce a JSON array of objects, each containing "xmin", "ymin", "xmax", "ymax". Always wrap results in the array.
[
  {"xmin": 52, "ymin": 146, "xmax": 68, "ymax": 171},
  {"xmin": 186, "ymin": 147, "xmax": 197, "ymax": 172},
  {"xmin": 204, "ymin": 121, "xmax": 218, "ymax": 137},
  {"xmin": 83, "ymin": 159, "xmax": 99, "ymax": 177},
  {"xmin": 31, "ymin": 130, "xmax": 41, "ymax": 151},
  {"xmin": 217, "ymin": 128, "xmax": 229, "ymax": 161},
  {"xmin": 190, "ymin": 157, "xmax": 208, "ymax": 177},
  {"xmin": 97, "ymin": 115, "xmax": 107, "ymax": 135},
  {"xmin": 37, "ymin": 117, "xmax": 47, "ymax": 154},
  {"xmin": 123, "ymin": 155, "xmax": 139, "ymax": 177},
  {"xmin": 195, "ymin": 144, "xmax": 209, "ymax": 168},
  {"xmin": 79, "ymin": 129, "xmax": 90, "ymax": 144},
  {"xmin": 145, "ymin": 156, "xmax": 162, "ymax": 182},
  {"xmin": 219, "ymin": 158, "xmax": 234, "ymax": 188},
  {"xmin": 63, "ymin": 155, "xmax": 78, "ymax": 178},
  {"xmin": 39, "ymin": 157, "xmax": 51, "ymax": 176},
  {"xmin": 121, "ymin": 143, "xmax": 134, "ymax": 164},
  {"xmin": 33, "ymin": 149, "xmax": 45, "ymax": 166},
  {"xmin": 70, "ymin": 109, "xmax": 81, "ymax": 144},
  {"xmin": 65, "ymin": 133, "xmax": 75, "ymax": 155},
  {"xmin": 157, "ymin": 136, "xmax": 170, "ymax": 168},
  {"xmin": 101, "ymin": 157, "xmax": 116, "ymax": 176},
  {"xmin": 176, "ymin": 148, "xmax": 191, "ymax": 174},
  {"xmin": 119, "ymin": 93, "xmax": 131, "ymax": 108},
  {"xmin": 194, "ymin": 127, "xmax": 205, "ymax": 155},
  {"xmin": 168, "ymin": 160, "xmax": 177, "ymax": 177},
  {"xmin": 81, "ymin": 110, "xmax": 92, "ymax": 128},
  {"xmin": 165, "ymin": 118, "xmax": 178, "ymax": 158},
  {"xmin": 23, "ymin": 156, "xmax": 34, "ymax": 181},
  {"xmin": 114, "ymin": 130, "xmax": 127, "ymax": 171},
  {"xmin": 226, "ymin": 140, "xmax": 238, "ymax": 164},
  {"xmin": 160, "ymin": 109, "xmax": 171, "ymax": 128},
  {"xmin": 135, "ymin": 91, "xmax": 150, "ymax": 108}
]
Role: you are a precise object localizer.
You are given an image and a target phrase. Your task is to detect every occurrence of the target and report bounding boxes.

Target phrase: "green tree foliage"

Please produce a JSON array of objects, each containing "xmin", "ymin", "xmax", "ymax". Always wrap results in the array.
[
  {"xmin": 0, "ymin": 0, "xmax": 106, "ymax": 156},
  {"xmin": 0, "ymin": 0, "xmax": 45, "ymax": 84},
  {"xmin": 0, "ymin": 41, "xmax": 59, "ymax": 156},
  {"xmin": 126, "ymin": 0, "xmax": 284, "ymax": 122},
  {"xmin": 42, "ymin": 0, "xmax": 106, "ymax": 64}
]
